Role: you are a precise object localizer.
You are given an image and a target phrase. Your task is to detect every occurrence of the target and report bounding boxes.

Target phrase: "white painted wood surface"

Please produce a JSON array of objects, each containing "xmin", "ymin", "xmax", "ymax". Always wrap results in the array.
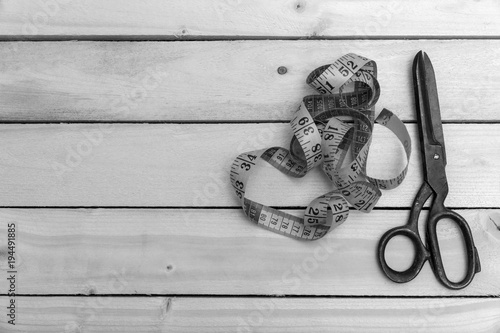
[
  {"xmin": 0, "ymin": 123, "xmax": 498, "ymax": 207},
  {"xmin": 0, "ymin": 41, "xmax": 499, "ymax": 121},
  {"xmin": 0, "ymin": 297, "xmax": 499, "ymax": 332},
  {"xmin": 0, "ymin": 0, "xmax": 499, "ymax": 331},
  {"xmin": 0, "ymin": 209, "xmax": 498, "ymax": 296},
  {"xmin": 1, "ymin": 0, "xmax": 499, "ymax": 38}
]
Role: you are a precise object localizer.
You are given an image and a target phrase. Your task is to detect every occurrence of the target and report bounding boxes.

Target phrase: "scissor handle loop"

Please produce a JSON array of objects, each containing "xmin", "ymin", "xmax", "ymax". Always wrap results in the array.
[
  {"xmin": 377, "ymin": 225, "xmax": 430, "ymax": 284},
  {"xmin": 426, "ymin": 208, "xmax": 481, "ymax": 290}
]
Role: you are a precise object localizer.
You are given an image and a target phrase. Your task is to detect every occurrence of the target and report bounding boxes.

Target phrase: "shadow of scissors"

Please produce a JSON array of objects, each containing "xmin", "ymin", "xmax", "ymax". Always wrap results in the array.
[{"xmin": 377, "ymin": 51, "xmax": 481, "ymax": 290}]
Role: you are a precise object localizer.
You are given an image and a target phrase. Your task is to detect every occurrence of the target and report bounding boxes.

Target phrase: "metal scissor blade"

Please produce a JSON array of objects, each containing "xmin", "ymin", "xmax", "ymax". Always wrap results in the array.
[{"xmin": 414, "ymin": 51, "xmax": 447, "ymax": 165}]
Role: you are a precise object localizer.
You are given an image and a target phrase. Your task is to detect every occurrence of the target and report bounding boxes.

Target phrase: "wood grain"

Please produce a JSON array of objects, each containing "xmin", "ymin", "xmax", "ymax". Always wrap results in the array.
[
  {"xmin": 1, "ymin": 0, "xmax": 499, "ymax": 38},
  {"xmin": 0, "ymin": 208, "xmax": 498, "ymax": 296},
  {"xmin": 1, "ymin": 1, "xmax": 499, "ymax": 330},
  {"xmin": 0, "ymin": 296, "xmax": 499, "ymax": 332},
  {"xmin": 0, "ymin": 123, "xmax": 498, "ymax": 207},
  {"xmin": 1, "ymin": 41, "xmax": 499, "ymax": 121}
]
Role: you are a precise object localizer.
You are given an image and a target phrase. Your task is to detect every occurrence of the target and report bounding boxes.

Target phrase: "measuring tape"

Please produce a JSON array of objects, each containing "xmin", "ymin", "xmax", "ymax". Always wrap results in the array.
[{"xmin": 230, "ymin": 53, "xmax": 411, "ymax": 240}]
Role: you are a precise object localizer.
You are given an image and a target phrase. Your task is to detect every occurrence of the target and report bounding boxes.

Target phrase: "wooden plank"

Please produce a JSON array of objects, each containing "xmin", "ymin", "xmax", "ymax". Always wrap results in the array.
[
  {"xmin": 1, "ymin": 0, "xmax": 500, "ymax": 38},
  {"xmin": 0, "ymin": 296, "xmax": 499, "ymax": 332},
  {"xmin": 0, "ymin": 208, "xmax": 497, "ymax": 296},
  {"xmin": 0, "ymin": 40, "xmax": 499, "ymax": 121},
  {"xmin": 0, "ymin": 123, "xmax": 498, "ymax": 207}
]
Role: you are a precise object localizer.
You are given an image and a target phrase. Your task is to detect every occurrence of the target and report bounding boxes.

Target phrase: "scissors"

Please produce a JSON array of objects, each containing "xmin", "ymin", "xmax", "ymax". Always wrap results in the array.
[{"xmin": 377, "ymin": 51, "xmax": 481, "ymax": 290}]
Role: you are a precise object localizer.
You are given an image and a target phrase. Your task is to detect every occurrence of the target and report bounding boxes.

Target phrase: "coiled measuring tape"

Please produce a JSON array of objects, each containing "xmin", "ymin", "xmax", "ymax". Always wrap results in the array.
[{"xmin": 230, "ymin": 53, "xmax": 411, "ymax": 240}]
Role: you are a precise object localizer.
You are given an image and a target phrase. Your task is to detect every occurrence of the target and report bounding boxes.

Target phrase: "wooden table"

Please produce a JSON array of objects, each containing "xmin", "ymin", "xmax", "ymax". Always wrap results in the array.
[{"xmin": 1, "ymin": 1, "xmax": 499, "ymax": 332}]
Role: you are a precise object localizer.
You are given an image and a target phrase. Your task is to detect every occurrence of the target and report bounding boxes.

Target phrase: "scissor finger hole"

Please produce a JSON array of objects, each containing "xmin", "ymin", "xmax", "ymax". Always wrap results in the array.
[
  {"xmin": 436, "ymin": 217, "xmax": 468, "ymax": 283},
  {"xmin": 385, "ymin": 235, "xmax": 416, "ymax": 272}
]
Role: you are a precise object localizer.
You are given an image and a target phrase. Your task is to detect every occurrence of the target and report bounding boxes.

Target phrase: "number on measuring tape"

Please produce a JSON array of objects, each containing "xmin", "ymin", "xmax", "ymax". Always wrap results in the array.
[{"xmin": 231, "ymin": 53, "xmax": 411, "ymax": 240}]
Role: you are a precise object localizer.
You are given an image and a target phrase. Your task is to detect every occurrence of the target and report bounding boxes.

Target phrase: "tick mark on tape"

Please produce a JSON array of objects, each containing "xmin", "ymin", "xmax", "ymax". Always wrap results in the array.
[{"xmin": 277, "ymin": 66, "xmax": 288, "ymax": 75}]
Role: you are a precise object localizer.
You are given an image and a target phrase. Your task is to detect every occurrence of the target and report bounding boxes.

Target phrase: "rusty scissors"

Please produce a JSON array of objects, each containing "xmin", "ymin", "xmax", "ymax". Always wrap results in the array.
[{"xmin": 377, "ymin": 51, "xmax": 481, "ymax": 290}]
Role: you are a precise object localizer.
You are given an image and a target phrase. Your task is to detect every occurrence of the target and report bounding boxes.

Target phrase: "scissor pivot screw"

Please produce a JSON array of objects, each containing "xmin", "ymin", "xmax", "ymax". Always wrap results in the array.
[{"xmin": 434, "ymin": 154, "xmax": 440, "ymax": 160}]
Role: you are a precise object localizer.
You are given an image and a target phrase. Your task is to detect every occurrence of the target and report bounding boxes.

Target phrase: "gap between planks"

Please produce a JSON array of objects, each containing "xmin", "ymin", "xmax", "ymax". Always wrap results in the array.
[
  {"xmin": 2, "ymin": 35, "xmax": 500, "ymax": 42},
  {"xmin": 0, "ymin": 120, "xmax": 499, "ymax": 124},
  {"xmin": 1, "ymin": 297, "xmax": 499, "ymax": 332},
  {"xmin": 3, "ymin": 294, "xmax": 500, "ymax": 299}
]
